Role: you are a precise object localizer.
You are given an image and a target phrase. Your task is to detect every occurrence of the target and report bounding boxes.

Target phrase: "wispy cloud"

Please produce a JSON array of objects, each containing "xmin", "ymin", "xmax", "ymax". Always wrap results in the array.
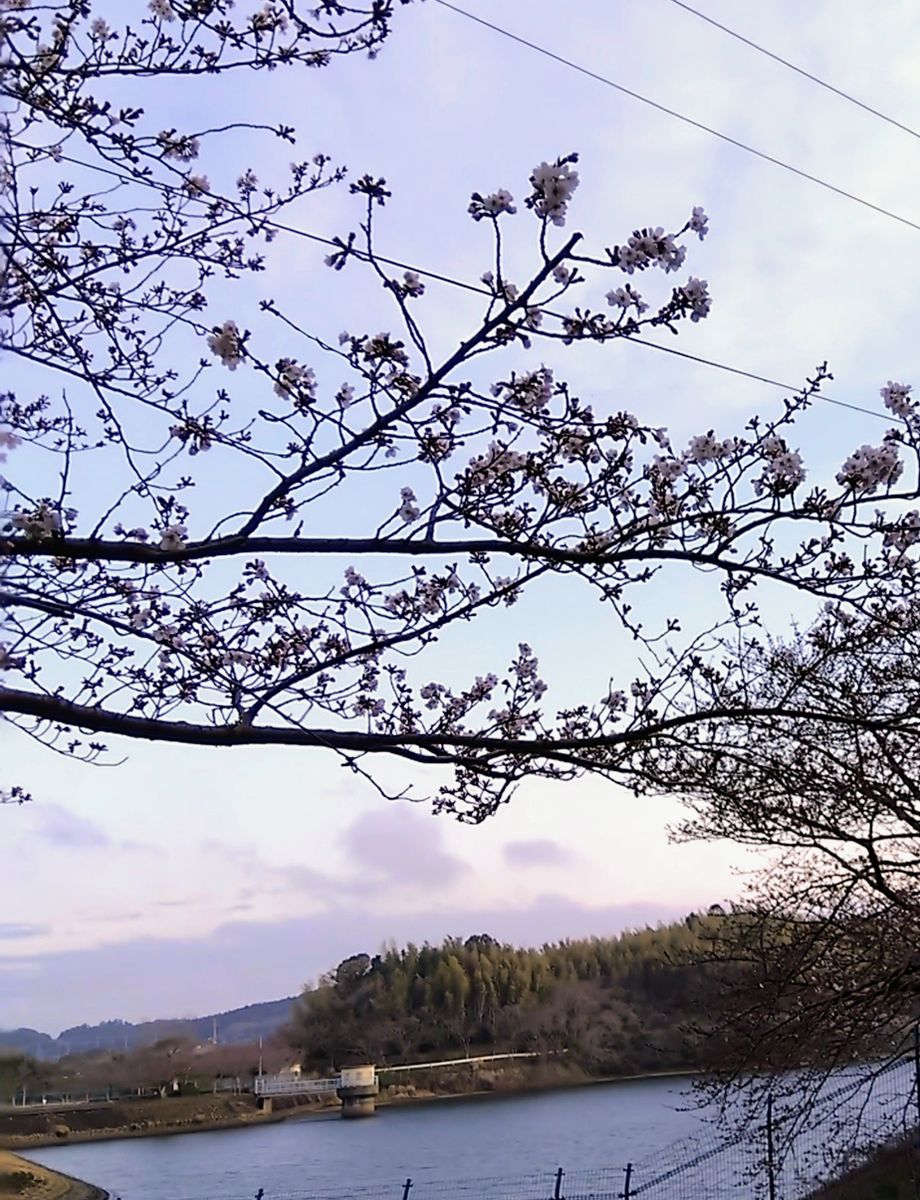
[
  {"xmin": 36, "ymin": 805, "xmax": 111, "ymax": 849},
  {"xmin": 341, "ymin": 805, "xmax": 469, "ymax": 888},
  {"xmin": 503, "ymin": 840, "xmax": 575, "ymax": 868},
  {"xmin": 0, "ymin": 923, "xmax": 49, "ymax": 941}
]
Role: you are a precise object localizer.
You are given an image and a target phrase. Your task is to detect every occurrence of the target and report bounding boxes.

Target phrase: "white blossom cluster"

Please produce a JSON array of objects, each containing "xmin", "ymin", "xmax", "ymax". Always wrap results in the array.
[
  {"xmin": 466, "ymin": 441, "xmax": 529, "ymax": 489},
  {"xmin": 400, "ymin": 271, "xmax": 425, "ymax": 298},
  {"xmin": 207, "ymin": 320, "xmax": 243, "ymax": 369},
  {"xmin": 362, "ymin": 331, "xmax": 409, "ymax": 367},
  {"xmin": 688, "ymin": 206, "xmax": 709, "ymax": 239},
  {"xmin": 606, "ymin": 285, "xmax": 648, "ymax": 315},
  {"xmin": 686, "ymin": 432, "xmax": 737, "ymax": 464},
  {"xmin": 529, "ymin": 160, "xmax": 580, "ymax": 227},
  {"xmin": 491, "ymin": 368, "xmax": 554, "ymax": 414},
  {"xmin": 0, "ymin": 430, "xmax": 21, "ymax": 463},
  {"xmin": 881, "ymin": 380, "xmax": 914, "ymax": 420},
  {"xmin": 651, "ymin": 455, "xmax": 685, "ymax": 483},
  {"xmin": 679, "ymin": 277, "xmax": 711, "ymax": 322},
  {"xmin": 468, "ymin": 189, "xmax": 516, "ymax": 221},
  {"xmin": 383, "ymin": 569, "xmax": 463, "ymax": 620},
  {"xmin": 159, "ymin": 523, "xmax": 187, "ymax": 551},
  {"xmin": 884, "ymin": 510, "xmax": 920, "ymax": 554},
  {"xmin": 755, "ymin": 435, "xmax": 807, "ymax": 495},
  {"xmin": 836, "ymin": 436, "xmax": 904, "ymax": 494},
  {"xmin": 617, "ymin": 227, "xmax": 687, "ymax": 274},
  {"xmin": 398, "ymin": 486, "xmax": 420, "ymax": 522},
  {"xmin": 156, "ymin": 131, "xmax": 199, "ymax": 161},
  {"xmin": 336, "ymin": 382, "xmax": 356, "ymax": 409},
  {"xmin": 169, "ymin": 416, "xmax": 213, "ymax": 454},
  {"xmin": 183, "ymin": 174, "xmax": 211, "ymax": 197},
  {"xmin": 251, "ymin": 2, "xmax": 289, "ymax": 32},
  {"xmin": 10, "ymin": 501, "xmax": 71, "ymax": 539},
  {"xmin": 274, "ymin": 358, "xmax": 317, "ymax": 404},
  {"xmin": 148, "ymin": 0, "xmax": 177, "ymax": 19}
]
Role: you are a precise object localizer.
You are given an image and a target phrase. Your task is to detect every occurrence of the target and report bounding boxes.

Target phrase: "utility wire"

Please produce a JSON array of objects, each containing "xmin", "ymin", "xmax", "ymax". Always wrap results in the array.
[
  {"xmin": 432, "ymin": 0, "xmax": 920, "ymax": 236},
  {"xmin": 49, "ymin": 147, "xmax": 898, "ymax": 427},
  {"xmin": 667, "ymin": 0, "xmax": 920, "ymax": 141},
  {"xmin": 204, "ymin": 216, "xmax": 902, "ymax": 426}
]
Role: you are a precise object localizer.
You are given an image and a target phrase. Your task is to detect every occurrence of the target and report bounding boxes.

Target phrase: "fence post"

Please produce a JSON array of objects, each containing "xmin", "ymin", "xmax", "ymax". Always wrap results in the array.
[
  {"xmin": 913, "ymin": 1026, "xmax": 920, "ymax": 1135},
  {"xmin": 553, "ymin": 1167, "xmax": 564, "ymax": 1199},
  {"xmin": 766, "ymin": 1093, "xmax": 777, "ymax": 1200},
  {"xmin": 622, "ymin": 1162, "xmax": 633, "ymax": 1200},
  {"xmin": 401, "ymin": 1179, "xmax": 413, "ymax": 1200}
]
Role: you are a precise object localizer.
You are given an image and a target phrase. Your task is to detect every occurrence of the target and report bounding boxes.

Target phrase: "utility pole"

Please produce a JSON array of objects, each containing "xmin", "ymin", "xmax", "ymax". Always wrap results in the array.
[{"xmin": 258, "ymin": 1036, "xmax": 263, "ymax": 1078}]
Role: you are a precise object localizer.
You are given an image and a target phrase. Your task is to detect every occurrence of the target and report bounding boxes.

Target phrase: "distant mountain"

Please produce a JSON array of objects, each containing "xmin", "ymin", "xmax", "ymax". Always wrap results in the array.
[{"xmin": 0, "ymin": 996, "xmax": 298, "ymax": 1061}]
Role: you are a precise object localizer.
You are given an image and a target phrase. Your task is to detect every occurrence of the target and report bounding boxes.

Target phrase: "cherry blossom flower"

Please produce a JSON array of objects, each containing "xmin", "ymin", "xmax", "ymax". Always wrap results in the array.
[
  {"xmin": 468, "ymin": 189, "xmax": 517, "ymax": 221},
  {"xmin": 156, "ymin": 131, "xmax": 200, "ymax": 161},
  {"xmin": 159, "ymin": 523, "xmax": 187, "ymax": 551},
  {"xmin": 689, "ymin": 206, "xmax": 709, "ymax": 240},
  {"xmin": 0, "ymin": 430, "xmax": 21, "ymax": 463},
  {"xmin": 401, "ymin": 271, "xmax": 425, "ymax": 298},
  {"xmin": 10, "ymin": 502, "xmax": 64, "ymax": 539},
  {"xmin": 884, "ymin": 510, "xmax": 920, "ymax": 554},
  {"xmin": 606, "ymin": 285, "xmax": 648, "ymax": 314},
  {"xmin": 529, "ymin": 159, "xmax": 580, "ymax": 226},
  {"xmin": 881, "ymin": 380, "xmax": 914, "ymax": 419},
  {"xmin": 755, "ymin": 435, "xmax": 806, "ymax": 495},
  {"xmin": 836, "ymin": 439, "xmax": 904, "ymax": 494},
  {"xmin": 206, "ymin": 320, "xmax": 243, "ymax": 369},
  {"xmin": 148, "ymin": 0, "xmax": 176, "ymax": 19},
  {"xmin": 686, "ymin": 433, "xmax": 736, "ymax": 463},
  {"xmin": 274, "ymin": 358, "xmax": 316, "ymax": 402},
  {"xmin": 398, "ymin": 487, "xmax": 420, "ymax": 522},
  {"xmin": 336, "ymin": 383, "xmax": 355, "ymax": 409},
  {"xmin": 680, "ymin": 277, "xmax": 711, "ymax": 322}
]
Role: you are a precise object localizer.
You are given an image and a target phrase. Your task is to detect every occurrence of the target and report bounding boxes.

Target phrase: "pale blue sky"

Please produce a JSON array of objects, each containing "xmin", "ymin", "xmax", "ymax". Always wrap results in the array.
[{"xmin": 5, "ymin": 0, "xmax": 920, "ymax": 1032}]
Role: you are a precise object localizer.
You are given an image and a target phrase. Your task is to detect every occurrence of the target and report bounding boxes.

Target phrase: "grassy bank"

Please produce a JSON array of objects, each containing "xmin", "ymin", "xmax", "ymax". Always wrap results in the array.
[
  {"xmin": 0, "ymin": 1094, "xmax": 322, "ymax": 1151},
  {"xmin": 808, "ymin": 1141, "xmax": 919, "ymax": 1199},
  {"xmin": 0, "ymin": 1150, "xmax": 106, "ymax": 1200}
]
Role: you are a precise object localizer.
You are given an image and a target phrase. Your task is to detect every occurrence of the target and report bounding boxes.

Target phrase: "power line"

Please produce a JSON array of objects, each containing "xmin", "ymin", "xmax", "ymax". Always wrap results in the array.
[
  {"xmin": 432, "ymin": 0, "xmax": 920, "ymax": 236},
  {"xmin": 48, "ymin": 147, "xmax": 897, "ymax": 427},
  {"xmin": 267, "ymin": 218, "xmax": 894, "ymax": 426},
  {"xmin": 666, "ymin": 0, "xmax": 920, "ymax": 141}
]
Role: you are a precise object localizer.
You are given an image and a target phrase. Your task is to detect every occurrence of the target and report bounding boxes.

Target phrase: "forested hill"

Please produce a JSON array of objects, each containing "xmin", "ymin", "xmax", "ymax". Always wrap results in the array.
[{"xmin": 289, "ymin": 916, "xmax": 722, "ymax": 1076}]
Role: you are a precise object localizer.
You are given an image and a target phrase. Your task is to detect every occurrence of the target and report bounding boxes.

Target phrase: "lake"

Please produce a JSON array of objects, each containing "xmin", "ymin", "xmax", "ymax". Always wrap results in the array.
[{"xmin": 21, "ymin": 1068, "xmax": 913, "ymax": 1200}]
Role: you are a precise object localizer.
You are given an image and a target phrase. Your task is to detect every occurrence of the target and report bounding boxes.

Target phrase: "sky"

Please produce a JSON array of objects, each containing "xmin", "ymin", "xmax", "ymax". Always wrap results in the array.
[{"xmin": 5, "ymin": 0, "xmax": 920, "ymax": 1033}]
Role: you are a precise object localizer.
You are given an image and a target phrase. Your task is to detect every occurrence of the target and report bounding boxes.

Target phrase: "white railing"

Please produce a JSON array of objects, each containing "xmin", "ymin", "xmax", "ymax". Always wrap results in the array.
[
  {"xmin": 254, "ymin": 1074, "xmax": 341, "ymax": 1096},
  {"xmin": 379, "ymin": 1051, "xmax": 542, "ymax": 1074}
]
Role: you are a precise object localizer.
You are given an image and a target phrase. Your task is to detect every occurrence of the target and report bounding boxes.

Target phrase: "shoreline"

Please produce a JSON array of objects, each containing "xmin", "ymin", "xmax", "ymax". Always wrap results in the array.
[
  {"xmin": 6, "ymin": 1067, "xmax": 699, "ymax": 1151},
  {"xmin": 0, "ymin": 1148, "xmax": 108, "ymax": 1199}
]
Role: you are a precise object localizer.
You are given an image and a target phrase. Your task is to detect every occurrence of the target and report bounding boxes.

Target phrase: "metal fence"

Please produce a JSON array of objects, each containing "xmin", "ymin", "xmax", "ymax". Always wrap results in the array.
[{"xmin": 202, "ymin": 1052, "xmax": 920, "ymax": 1200}]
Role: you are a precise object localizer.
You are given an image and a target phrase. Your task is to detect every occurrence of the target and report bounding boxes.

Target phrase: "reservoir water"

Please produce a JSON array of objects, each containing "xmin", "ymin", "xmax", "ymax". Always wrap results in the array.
[
  {"xmin": 21, "ymin": 1077, "xmax": 728, "ymax": 1199},
  {"xmin": 21, "ymin": 1068, "xmax": 912, "ymax": 1200}
]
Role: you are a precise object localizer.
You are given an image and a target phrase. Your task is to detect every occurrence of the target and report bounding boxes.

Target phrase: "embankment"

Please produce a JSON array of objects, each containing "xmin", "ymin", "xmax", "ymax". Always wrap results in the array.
[
  {"xmin": 1, "ymin": 1060, "xmax": 694, "ymax": 1150},
  {"xmin": 0, "ymin": 1093, "xmax": 326, "ymax": 1151},
  {"xmin": 0, "ymin": 1148, "xmax": 107, "ymax": 1199}
]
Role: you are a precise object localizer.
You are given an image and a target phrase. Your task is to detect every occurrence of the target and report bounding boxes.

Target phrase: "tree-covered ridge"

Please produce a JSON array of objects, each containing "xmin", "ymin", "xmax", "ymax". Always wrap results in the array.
[{"xmin": 290, "ymin": 916, "xmax": 720, "ymax": 1075}]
